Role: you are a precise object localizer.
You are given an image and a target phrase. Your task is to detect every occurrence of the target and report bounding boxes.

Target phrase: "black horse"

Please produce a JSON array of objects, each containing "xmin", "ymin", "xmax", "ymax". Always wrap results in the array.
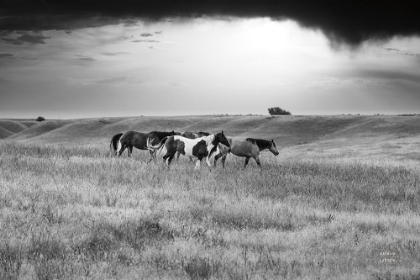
[{"xmin": 116, "ymin": 130, "xmax": 179, "ymax": 162}]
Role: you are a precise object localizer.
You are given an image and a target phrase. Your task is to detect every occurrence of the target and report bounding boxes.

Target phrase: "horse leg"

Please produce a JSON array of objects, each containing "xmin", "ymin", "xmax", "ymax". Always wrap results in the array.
[
  {"xmin": 244, "ymin": 157, "xmax": 251, "ymax": 168},
  {"xmin": 118, "ymin": 144, "xmax": 126, "ymax": 157},
  {"xmin": 126, "ymin": 145, "xmax": 133, "ymax": 157},
  {"xmin": 153, "ymin": 150, "xmax": 157, "ymax": 162},
  {"xmin": 254, "ymin": 156, "xmax": 262, "ymax": 168},
  {"xmin": 214, "ymin": 152, "xmax": 222, "ymax": 167},
  {"xmin": 163, "ymin": 151, "xmax": 175, "ymax": 166},
  {"xmin": 205, "ymin": 154, "xmax": 213, "ymax": 168},
  {"xmin": 163, "ymin": 154, "xmax": 169, "ymax": 164},
  {"xmin": 194, "ymin": 158, "xmax": 202, "ymax": 170},
  {"xmin": 147, "ymin": 150, "xmax": 155, "ymax": 163},
  {"xmin": 167, "ymin": 154, "xmax": 176, "ymax": 167},
  {"xmin": 221, "ymin": 154, "xmax": 227, "ymax": 168}
]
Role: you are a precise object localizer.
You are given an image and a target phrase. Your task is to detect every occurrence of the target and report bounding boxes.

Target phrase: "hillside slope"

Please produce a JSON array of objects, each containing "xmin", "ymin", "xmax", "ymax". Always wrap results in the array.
[
  {"xmin": 0, "ymin": 119, "xmax": 37, "ymax": 139},
  {"xmin": 2, "ymin": 115, "xmax": 420, "ymax": 161},
  {"xmin": 1, "ymin": 115, "xmax": 418, "ymax": 142}
]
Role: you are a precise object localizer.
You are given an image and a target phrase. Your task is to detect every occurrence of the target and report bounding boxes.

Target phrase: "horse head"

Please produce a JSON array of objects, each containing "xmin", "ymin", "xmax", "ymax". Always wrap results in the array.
[
  {"xmin": 269, "ymin": 139, "xmax": 280, "ymax": 156},
  {"xmin": 216, "ymin": 131, "xmax": 230, "ymax": 148}
]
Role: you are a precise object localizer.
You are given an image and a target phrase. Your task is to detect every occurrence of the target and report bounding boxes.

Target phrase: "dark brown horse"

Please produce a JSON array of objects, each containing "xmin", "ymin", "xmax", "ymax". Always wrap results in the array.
[
  {"xmin": 117, "ymin": 130, "xmax": 178, "ymax": 161},
  {"xmin": 213, "ymin": 138, "xmax": 279, "ymax": 168},
  {"xmin": 181, "ymin": 131, "xmax": 210, "ymax": 139}
]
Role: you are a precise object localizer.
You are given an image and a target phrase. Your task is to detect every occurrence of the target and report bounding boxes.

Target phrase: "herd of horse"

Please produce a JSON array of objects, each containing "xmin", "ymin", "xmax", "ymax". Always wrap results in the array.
[{"xmin": 110, "ymin": 130, "xmax": 279, "ymax": 169}]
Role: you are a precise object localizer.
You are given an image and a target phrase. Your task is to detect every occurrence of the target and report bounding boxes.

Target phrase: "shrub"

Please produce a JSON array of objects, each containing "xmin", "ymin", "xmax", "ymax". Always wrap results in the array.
[
  {"xmin": 268, "ymin": 107, "xmax": 291, "ymax": 115},
  {"xmin": 36, "ymin": 116, "xmax": 45, "ymax": 122}
]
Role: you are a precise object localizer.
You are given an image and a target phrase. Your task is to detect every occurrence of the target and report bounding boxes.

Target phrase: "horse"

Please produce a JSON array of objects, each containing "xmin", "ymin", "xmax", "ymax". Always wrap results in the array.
[
  {"xmin": 149, "ymin": 130, "xmax": 181, "ymax": 138},
  {"xmin": 177, "ymin": 131, "xmax": 210, "ymax": 160},
  {"xmin": 181, "ymin": 131, "xmax": 198, "ymax": 139},
  {"xmin": 196, "ymin": 131, "xmax": 210, "ymax": 137},
  {"xmin": 110, "ymin": 132, "xmax": 124, "ymax": 155},
  {"xmin": 146, "ymin": 132, "xmax": 230, "ymax": 169},
  {"xmin": 213, "ymin": 138, "xmax": 279, "ymax": 168},
  {"xmin": 116, "ymin": 130, "xmax": 178, "ymax": 161},
  {"xmin": 181, "ymin": 131, "xmax": 209, "ymax": 139}
]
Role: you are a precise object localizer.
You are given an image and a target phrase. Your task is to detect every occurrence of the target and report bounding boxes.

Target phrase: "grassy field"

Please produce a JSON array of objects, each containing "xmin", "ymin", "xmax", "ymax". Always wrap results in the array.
[{"xmin": 1, "ymin": 115, "xmax": 420, "ymax": 279}]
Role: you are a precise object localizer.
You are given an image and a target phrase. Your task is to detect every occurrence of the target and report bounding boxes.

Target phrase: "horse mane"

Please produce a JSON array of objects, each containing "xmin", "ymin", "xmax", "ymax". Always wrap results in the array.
[
  {"xmin": 148, "ymin": 131, "xmax": 174, "ymax": 140},
  {"xmin": 246, "ymin": 138, "xmax": 272, "ymax": 150}
]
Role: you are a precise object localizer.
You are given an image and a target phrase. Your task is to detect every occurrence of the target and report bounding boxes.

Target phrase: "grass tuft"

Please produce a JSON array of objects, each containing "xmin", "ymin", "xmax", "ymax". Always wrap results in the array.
[
  {"xmin": 0, "ymin": 244, "xmax": 23, "ymax": 280},
  {"xmin": 184, "ymin": 257, "xmax": 221, "ymax": 280}
]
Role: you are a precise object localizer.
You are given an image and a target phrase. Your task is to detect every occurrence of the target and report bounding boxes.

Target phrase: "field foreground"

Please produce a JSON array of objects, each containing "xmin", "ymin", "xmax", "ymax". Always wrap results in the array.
[{"xmin": 1, "ymin": 115, "xmax": 420, "ymax": 279}]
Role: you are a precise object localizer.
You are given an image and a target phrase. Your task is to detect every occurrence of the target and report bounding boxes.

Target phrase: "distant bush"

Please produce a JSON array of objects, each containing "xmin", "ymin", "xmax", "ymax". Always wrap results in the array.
[
  {"xmin": 268, "ymin": 107, "xmax": 291, "ymax": 115},
  {"xmin": 36, "ymin": 116, "xmax": 45, "ymax": 122}
]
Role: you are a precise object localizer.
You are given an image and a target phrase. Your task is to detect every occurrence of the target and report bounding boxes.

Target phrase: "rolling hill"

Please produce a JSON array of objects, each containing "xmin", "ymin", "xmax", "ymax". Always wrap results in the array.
[
  {"xmin": 2, "ymin": 115, "xmax": 420, "ymax": 161},
  {"xmin": 0, "ymin": 119, "xmax": 37, "ymax": 139}
]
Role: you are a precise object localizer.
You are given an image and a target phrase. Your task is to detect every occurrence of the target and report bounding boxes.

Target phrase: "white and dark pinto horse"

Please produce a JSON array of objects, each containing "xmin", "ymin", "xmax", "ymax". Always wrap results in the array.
[
  {"xmin": 147, "ymin": 132, "xmax": 230, "ymax": 169},
  {"xmin": 116, "ymin": 130, "xmax": 179, "ymax": 161},
  {"xmin": 213, "ymin": 138, "xmax": 279, "ymax": 168},
  {"xmin": 177, "ymin": 131, "xmax": 210, "ymax": 160}
]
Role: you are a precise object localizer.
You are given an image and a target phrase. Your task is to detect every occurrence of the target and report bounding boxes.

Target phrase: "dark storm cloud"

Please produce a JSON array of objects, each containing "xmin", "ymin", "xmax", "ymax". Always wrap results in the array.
[
  {"xmin": 2, "ymin": 33, "xmax": 50, "ymax": 45},
  {"xmin": 131, "ymin": 39, "xmax": 160, "ymax": 43},
  {"xmin": 0, "ymin": 53, "xmax": 37, "ymax": 60},
  {"xmin": 0, "ymin": 14, "xmax": 122, "ymax": 35},
  {"xmin": 384, "ymin": 47, "xmax": 420, "ymax": 58},
  {"xmin": 0, "ymin": 53, "xmax": 14, "ymax": 58},
  {"xmin": 122, "ymin": 19, "xmax": 139, "ymax": 27},
  {"xmin": 17, "ymin": 33, "xmax": 50, "ymax": 44},
  {"xmin": 0, "ymin": 76, "xmax": 11, "ymax": 84},
  {"xmin": 0, "ymin": 0, "xmax": 419, "ymax": 46},
  {"xmin": 75, "ymin": 55, "xmax": 95, "ymax": 62},
  {"xmin": 384, "ymin": 48, "xmax": 400, "ymax": 52},
  {"xmin": 2, "ymin": 38, "xmax": 24, "ymax": 45},
  {"xmin": 102, "ymin": 52, "xmax": 130, "ymax": 56}
]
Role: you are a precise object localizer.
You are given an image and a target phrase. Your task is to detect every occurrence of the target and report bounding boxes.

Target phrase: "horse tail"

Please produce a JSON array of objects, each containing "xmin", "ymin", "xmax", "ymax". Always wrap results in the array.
[
  {"xmin": 110, "ymin": 133, "xmax": 123, "ymax": 155},
  {"xmin": 116, "ymin": 139, "xmax": 122, "ymax": 155},
  {"xmin": 157, "ymin": 141, "xmax": 166, "ymax": 155},
  {"xmin": 147, "ymin": 136, "xmax": 169, "ymax": 151},
  {"xmin": 156, "ymin": 137, "xmax": 169, "ymax": 155}
]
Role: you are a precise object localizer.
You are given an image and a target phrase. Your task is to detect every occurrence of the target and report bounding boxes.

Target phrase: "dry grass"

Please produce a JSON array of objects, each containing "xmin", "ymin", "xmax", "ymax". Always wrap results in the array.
[{"xmin": 1, "ymin": 140, "xmax": 420, "ymax": 279}]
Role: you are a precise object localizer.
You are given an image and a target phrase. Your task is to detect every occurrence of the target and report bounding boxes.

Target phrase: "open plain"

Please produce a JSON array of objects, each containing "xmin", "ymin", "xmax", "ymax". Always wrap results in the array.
[{"xmin": 1, "ymin": 114, "xmax": 420, "ymax": 279}]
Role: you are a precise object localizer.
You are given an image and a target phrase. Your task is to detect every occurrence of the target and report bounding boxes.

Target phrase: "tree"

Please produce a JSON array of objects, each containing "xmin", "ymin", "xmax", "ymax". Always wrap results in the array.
[
  {"xmin": 36, "ymin": 116, "xmax": 45, "ymax": 122},
  {"xmin": 268, "ymin": 107, "xmax": 291, "ymax": 115}
]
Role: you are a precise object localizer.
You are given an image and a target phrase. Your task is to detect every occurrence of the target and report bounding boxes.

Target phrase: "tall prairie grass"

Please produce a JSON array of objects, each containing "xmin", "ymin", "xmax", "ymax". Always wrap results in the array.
[{"xmin": 1, "ymin": 142, "xmax": 420, "ymax": 279}]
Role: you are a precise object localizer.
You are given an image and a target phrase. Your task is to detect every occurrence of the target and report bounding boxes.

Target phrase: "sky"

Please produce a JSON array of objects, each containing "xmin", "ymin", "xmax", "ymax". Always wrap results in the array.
[{"xmin": 1, "ymin": 0, "xmax": 420, "ymax": 119}]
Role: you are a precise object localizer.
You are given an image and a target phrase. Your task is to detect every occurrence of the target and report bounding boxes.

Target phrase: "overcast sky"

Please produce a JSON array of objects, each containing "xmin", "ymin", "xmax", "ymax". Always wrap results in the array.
[{"xmin": 1, "ymin": 1, "xmax": 420, "ymax": 118}]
